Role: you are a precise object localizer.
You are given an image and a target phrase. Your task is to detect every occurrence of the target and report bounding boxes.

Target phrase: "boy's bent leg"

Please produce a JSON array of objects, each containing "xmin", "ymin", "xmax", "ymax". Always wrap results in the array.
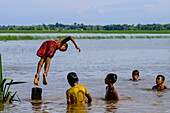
[
  {"xmin": 34, "ymin": 58, "xmax": 45, "ymax": 86},
  {"xmin": 43, "ymin": 57, "xmax": 51, "ymax": 85}
]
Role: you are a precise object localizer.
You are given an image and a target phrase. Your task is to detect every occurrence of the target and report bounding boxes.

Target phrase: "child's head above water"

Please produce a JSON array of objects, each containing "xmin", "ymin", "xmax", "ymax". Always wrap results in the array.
[
  {"xmin": 67, "ymin": 72, "xmax": 79, "ymax": 86},
  {"xmin": 156, "ymin": 75, "xmax": 165, "ymax": 85},
  {"xmin": 152, "ymin": 74, "xmax": 167, "ymax": 90},
  {"xmin": 105, "ymin": 73, "xmax": 117, "ymax": 84},
  {"xmin": 132, "ymin": 70, "xmax": 139, "ymax": 81}
]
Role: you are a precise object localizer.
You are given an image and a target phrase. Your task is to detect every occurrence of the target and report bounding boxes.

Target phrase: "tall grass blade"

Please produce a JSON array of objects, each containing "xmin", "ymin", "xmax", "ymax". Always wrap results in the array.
[{"xmin": 6, "ymin": 82, "xmax": 27, "ymax": 85}]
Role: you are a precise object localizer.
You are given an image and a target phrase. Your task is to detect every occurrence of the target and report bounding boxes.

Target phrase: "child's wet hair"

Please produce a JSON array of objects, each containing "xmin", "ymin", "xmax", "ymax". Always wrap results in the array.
[
  {"xmin": 156, "ymin": 75, "xmax": 165, "ymax": 81},
  {"xmin": 65, "ymin": 43, "xmax": 68, "ymax": 49},
  {"xmin": 132, "ymin": 70, "xmax": 139, "ymax": 75},
  {"xmin": 67, "ymin": 72, "xmax": 79, "ymax": 85},
  {"xmin": 107, "ymin": 73, "xmax": 117, "ymax": 84}
]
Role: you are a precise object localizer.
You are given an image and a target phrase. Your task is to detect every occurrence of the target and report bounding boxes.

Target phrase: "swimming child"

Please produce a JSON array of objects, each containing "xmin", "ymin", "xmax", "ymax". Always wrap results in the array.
[
  {"xmin": 105, "ymin": 73, "xmax": 119, "ymax": 101},
  {"xmin": 34, "ymin": 36, "xmax": 81, "ymax": 86},
  {"xmin": 152, "ymin": 75, "xmax": 168, "ymax": 91},
  {"xmin": 66, "ymin": 72, "xmax": 92, "ymax": 104},
  {"xmin": 129, "ymin": 70, "xmax": 141, "ymax": 81}
]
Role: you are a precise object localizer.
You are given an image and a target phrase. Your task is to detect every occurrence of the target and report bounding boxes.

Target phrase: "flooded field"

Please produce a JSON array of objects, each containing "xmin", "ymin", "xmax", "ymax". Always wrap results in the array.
[{"xmin": 0, "ymin": 38, "xmax": 170, "ymax": 113}]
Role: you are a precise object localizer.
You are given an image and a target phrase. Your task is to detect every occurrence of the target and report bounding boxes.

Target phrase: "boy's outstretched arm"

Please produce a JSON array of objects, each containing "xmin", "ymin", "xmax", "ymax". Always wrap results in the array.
[{"xmin": 61, "ymin": 36, "xmax": 81, "ymax": 52}]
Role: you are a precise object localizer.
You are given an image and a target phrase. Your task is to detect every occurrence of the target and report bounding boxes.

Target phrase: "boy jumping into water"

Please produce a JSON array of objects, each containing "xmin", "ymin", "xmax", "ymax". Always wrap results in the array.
[
  {"xmin": 105, "ymin": 73, "xmax": 119, "ymax": 101},
  {"xmin": 34, "ymin": 36, "xmax": 81, "ymax": 86},
  {"xmin": 152, "ymin": 75, "xmax": 167, "ymax": 91},
  {"xmin": 66, "ymin": 72, "xmax": 92, "ymax": 104}
]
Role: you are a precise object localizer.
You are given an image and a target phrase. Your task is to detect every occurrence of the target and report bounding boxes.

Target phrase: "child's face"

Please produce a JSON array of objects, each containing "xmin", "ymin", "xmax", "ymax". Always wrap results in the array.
[
  {"xmin": 105, "ymin": 76, "xmax": 111, "ymax": 84},
  {"xmin": 59, "ymin": 44, "xmax": 67, "ymax": 52},
  {"xmin": 132, "ymin": 74, "xmax": 139, "ymax": 81},
  {"xmin": 156, "ymin": 77, "xmax": 164, "ymax": 85}
]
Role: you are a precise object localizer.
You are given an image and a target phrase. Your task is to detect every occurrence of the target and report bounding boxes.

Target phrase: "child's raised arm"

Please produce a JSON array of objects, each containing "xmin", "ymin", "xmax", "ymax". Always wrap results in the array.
[{"xmin": 61, "ymin": 36, "xmax": 81, "ymax": 52}]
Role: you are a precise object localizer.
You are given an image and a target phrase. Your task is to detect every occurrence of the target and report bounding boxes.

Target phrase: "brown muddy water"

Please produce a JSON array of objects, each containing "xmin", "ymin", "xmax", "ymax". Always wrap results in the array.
[{"xmin": 0, "ymin": 38, "xmax": 170, "ymax": 113}]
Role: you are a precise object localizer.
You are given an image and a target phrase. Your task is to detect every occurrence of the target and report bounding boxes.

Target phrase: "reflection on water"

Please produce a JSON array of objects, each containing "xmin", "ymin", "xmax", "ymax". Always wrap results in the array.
[
  {"xmin": 0, "ymin": 38, "xmax": 170, "ymax": 112},
  {"xmin": 104, "ymin": 101, "xmax": 118, "ymax": 113},
  {"xmin": 0, "ymin": 103, "xmax": 4, "ymax": 111},
  {"xmin": 66, "ymin": 104, "xmax": 92, "ymax": 113}
]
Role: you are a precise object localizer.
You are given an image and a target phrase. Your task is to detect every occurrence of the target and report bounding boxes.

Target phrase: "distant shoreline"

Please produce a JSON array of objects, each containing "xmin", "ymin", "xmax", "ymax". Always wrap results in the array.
[{"xmin": 0, "ymin": 30, "xmax": 170, "ymax": 34}]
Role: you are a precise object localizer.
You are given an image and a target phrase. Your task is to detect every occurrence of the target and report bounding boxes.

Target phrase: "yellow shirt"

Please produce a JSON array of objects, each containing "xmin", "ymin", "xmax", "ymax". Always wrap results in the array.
[{"xmin": 66, "ymin": 85, "xmax": 89, "ymax": 104}]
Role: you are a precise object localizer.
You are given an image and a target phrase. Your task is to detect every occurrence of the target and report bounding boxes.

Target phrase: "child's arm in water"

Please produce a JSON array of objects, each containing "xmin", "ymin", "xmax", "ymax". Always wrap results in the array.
[{"xmin": 85, "ymin": 93, "xmax": 92, "ymax": 103}]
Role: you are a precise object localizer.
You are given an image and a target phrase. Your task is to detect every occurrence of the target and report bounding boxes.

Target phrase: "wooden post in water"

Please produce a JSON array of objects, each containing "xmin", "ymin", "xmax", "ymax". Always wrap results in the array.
[
  {"xmin": 31, "ymin": 87, "xmax": 42, "ymax": 105},
  {"xmin": 31, "ymin": 87, "xmax": 42, "ymax": 100}
]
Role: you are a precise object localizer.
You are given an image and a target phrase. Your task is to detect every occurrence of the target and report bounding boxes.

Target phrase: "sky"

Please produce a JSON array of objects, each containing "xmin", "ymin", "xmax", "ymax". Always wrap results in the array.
[{"xmin": 0, "ymin": 0, "xmax": 170, "ymax": 25}]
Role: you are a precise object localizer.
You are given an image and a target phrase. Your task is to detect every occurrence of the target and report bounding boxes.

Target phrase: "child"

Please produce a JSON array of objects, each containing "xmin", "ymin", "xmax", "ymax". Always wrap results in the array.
[
  {"xmin": 105, "ymin": 73, "xmax": 119, "ymax": 101},
  {"xmin": 129, "ymin": 70, "xmax": 141, "ymax": 81},
  {"xmin": 152, "ymin": 75, "xmax": 168, "ymax": 91},
  {"xmin": 34, "ymin": 36, "xmax": 81, "ymax": 86},
  {"xmin": 66, "ymin": 72, "xmax": 92, "ymax": 105}
]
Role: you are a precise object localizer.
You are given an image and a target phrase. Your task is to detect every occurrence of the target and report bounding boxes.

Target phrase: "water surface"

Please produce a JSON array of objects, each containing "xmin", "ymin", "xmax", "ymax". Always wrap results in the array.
[{"xmin": 0, "ymin": 38, "xmax": 170, "ymax": 113}]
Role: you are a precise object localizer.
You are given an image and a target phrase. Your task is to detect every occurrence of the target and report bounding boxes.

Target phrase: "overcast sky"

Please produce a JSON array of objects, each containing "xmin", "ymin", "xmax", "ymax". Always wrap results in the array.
[{"xmin": 0, "ymin": 0, "xmax": 170, "ymax": 25}]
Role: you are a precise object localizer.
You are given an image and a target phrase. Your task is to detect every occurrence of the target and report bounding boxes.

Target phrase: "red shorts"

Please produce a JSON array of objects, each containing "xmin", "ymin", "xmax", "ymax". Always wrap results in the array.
[{"xmin": 37, "ymin": 40, "xmax": 57, "ymax": 58}]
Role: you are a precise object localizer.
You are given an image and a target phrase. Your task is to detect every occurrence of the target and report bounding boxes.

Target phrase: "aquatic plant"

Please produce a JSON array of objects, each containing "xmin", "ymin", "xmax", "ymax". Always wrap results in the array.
[
  {"xmin": 0, "ymin": 35, "xmax": 170, "ymax": 41},
  {"xmin": 0, "ymin": 54, "xmax": 26, "ymax": 103}
]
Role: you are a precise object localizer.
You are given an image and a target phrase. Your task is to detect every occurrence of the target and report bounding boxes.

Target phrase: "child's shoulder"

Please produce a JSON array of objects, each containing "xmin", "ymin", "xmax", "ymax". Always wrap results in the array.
[
  {"xmin": 78, "ymin": 84, "xmax": 89, "ymax": 90},
  {"xmin": 152, "ymin": 85, "xmax": 157, "ymax": 90},
  {"xmin": 78, "ymin": 84, "xmax": 86, "ymax": 87},
  {"xmin": 164, "ymin": 85, "xmax": 168, "ymax": 89},
  {"xmin": 152, "ymin": 85, "xmax": 168, "ymax": 90}
]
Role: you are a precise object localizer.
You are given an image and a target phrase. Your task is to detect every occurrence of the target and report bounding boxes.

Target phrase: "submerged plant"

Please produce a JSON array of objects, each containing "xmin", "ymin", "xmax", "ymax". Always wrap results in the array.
[{"xmin": 0, "ymin": 54, "xmax": 26, "ymax": 103}]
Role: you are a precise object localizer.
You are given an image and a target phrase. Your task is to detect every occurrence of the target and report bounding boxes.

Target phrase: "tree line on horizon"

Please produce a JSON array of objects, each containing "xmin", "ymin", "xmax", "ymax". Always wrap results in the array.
[{"xmin": 0, "ymin": 23, "xmax": 170, "ymax": 31}]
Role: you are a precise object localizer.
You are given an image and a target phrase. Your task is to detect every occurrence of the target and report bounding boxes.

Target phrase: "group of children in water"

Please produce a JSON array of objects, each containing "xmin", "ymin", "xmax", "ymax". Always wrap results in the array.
[
  {"xmin": 33, "ymin": 36, "xmax": 168, "ymax": 105},
  {"xmin": 130, "ymin": 70, "xmax": 167, "ymax": 90},
  {"xmin": 65, "ymin": 70, "xmax": 168, "ymax": 105}
]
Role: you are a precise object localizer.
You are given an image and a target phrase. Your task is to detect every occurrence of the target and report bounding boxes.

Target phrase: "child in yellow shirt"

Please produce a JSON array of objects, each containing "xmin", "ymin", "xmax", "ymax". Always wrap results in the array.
[{"xmin": 66, "ymin": 72, "xmax": 92, "ymax": 104}]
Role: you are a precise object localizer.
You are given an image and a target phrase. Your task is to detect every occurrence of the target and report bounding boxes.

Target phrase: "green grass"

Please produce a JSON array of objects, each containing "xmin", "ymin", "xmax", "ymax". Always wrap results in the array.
[
  {"xmin": 0, "ymin": 35, "xmax": 71, "ymax": 41},
  {"xmin": 0, "ymin": 35, "xmax": 170, "ymax": 41},
  {"xmin": 1, "ymin": 30, "xmax": 170, "ymax": 34}
]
